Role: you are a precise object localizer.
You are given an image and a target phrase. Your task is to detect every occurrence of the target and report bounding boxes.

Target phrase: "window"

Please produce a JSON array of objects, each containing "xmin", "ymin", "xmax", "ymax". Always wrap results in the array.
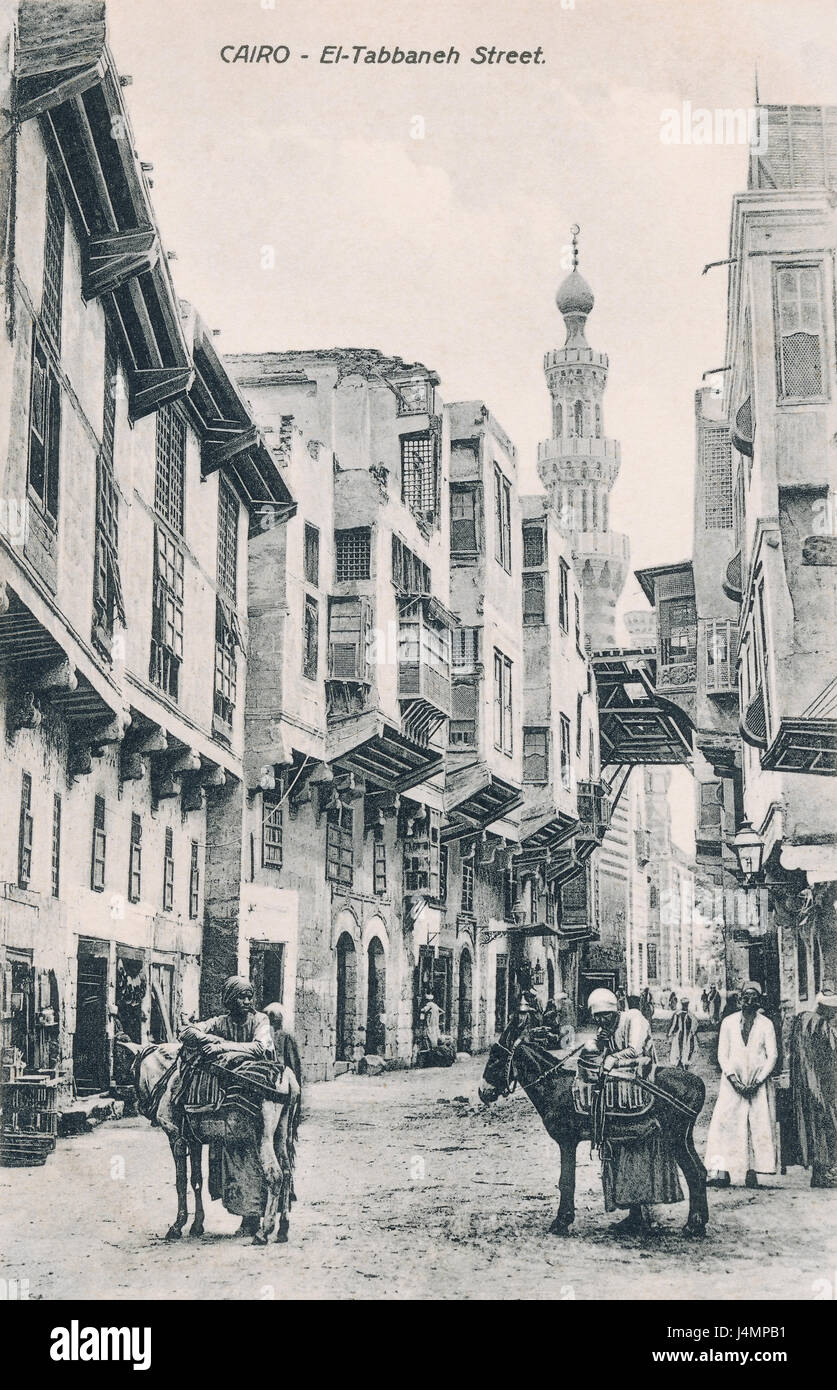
[
  {"xmin": 575, "ymin": 592, "xmax": 582, "ymax": 649},
  {"xmin": 102, "ymin": 325, "xmax": 117, "ymax": 465},
  {"xmin": 401, "ymin": 432, "xmax": 437, "ymax": 520},
  {"xmin": 523, "ymin": 572, "xmax": 545, "ymax": 625},
  {"xmin": 451, "ymin": 626, "xmax": 480, "ymax": 668},
  {"xmin": 94, "ymin": 338, "xmax": 125, "ymax": 645},
  {"xmin": 573, "ymin": 400, "xmax": 584, "ymax": 436},
  {"xmin": 522, "ymin": 523, "xmax": 545, "ymax": 568},
  {"xmin": 494, "ymin": 953, "xmax": 508, "ymax": 1032},
  {"xmin": 659, "ymin": 597, "xmax": 697, "ymax": 666},
  {"xmin": 189, "ymin": 840, "xmax": 200, "ymax": 919},
  {"xmin": 217, "ymin": 481, "xmax": 238, "ymax": 599},
  {"xmin": 335, "ymin": 527, "xmax": 371, "ymax": 581},
  {"xmin": 554, "ymin": 401, "xmax": 563, "ymax": 436},
  {"xmin": 391, "ymin": 536, "xmax": 430, "ymax": 595},
  {"xmin": 28, "ymin": 332, "xmax": 61, "ymax": 519},
  {"xmin": 328, "ymin": 596, "xmax": 368, "ymax": 679},
  {"xmin": 91, "ymin": 795, "xmax": 107, "ymax": 892},
  {"xmin": 395, "ymin": 376, "xmax": 432, "ymax": 415},
  {"xmin": 461, "ymin": 860, "xmax": 475, "ymax": 915},
  {"xmin": 450, "ymin": 679, "xmax": 477, "ymax": 747},
  {"xmin": 326, "ymin": 805, "xmax": 353, "ymax": 888},
  {"xmin": 302, "ymin": 594, "xmax": 319, "ymax": 680},
  {"xmin": 18, "ymin": 772, "xmax": 33, "ymax": 888},
  {"xmin": 523, "ymin": 728, "xmax": 549, "ymax": 783},
  {"xmin": 51, "ymin": 793, "xmax": 61, "ymax": 899},
  {"xmin": 439, "ymin": 845, "xmax": 448, "ymax": 904},
  {"xmin": 775, "ymin": 264, "xmax": 826, "ymax": 400},
  {"xmin": 703, "ymin": 426, "xmax": 733, "ymax": 529},
  {"xmin": 128, "ymin": 813, "xmax": 142, "ymax": 903},
  {"xmin": 450, "ymin": 486, "xmax": 478, "ymax": 553},
  {"xmin": 150, "ymin": 527, "xmax": 184, "ymax": 698},
  {"xmin": 493, "ymin": 650, "xmax": 513, "ymax": 755},
  {"xmin": 373, "ymin": 830, "xmax": 387, "ymax": 896},
  {"xmin": 303, "ymin": 522, "xmax": 320, "ymax": 586},
  {"xmin": 558, "ymin": 560, "xmax": 569, "ymax": 632},
  {"xmin": 594, "ymin": 403, "xmax": 602, "ymax": 438},
  {"xmin": 214, "ymin": 599, "xmax": 237, "ymax": 729},
  {"xmin": 560, "ymin": 713, "xmax": 572, "ymax": 789},
  {"xmin": 262, "ymin": 795, "xmax": 284, "ymax": 868},
  {"xmin": 647, "ymin": 943, "xmax": 658, "ymax": 980},
  {"xmin": 494, "ymin": 467, "xmax": 512, "ymax": 572},
  {"xmin": 404, "ymin": 810, "xmax": 441, "ymax": 897},
  {"xmin": 154, "ymin": 404, "xmax": 186, "ymax": 534},
  {"xmin": 576, "ymin": 693, "xmax": 583, "ymax": 756},
  {"xmin": 162, "ymin": 826, "xmax": 174, "ymax": 911},
  {"xmin": 41, "ymin": 168, "xmax": 65, "ymax": 349}
]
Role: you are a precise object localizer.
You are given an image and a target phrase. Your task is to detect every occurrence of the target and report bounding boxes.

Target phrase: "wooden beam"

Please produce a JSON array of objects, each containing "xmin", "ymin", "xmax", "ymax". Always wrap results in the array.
[
  {"xmin": 202, "ymin": 425, "xmax": 261, "ymax": 472},
  {"xmin": 71, "ymin": 93, "xmax": 119, "ymax": 230},
  {"xmin": 83, "ymin": 227, "xmax": 159, "ymax": 299}
]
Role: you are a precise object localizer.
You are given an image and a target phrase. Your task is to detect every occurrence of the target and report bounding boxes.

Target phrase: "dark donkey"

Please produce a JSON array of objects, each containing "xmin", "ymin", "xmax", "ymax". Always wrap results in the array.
[{"xmin": 479, "ymin": 1016, "xmax": 709, "ymax": 1237}]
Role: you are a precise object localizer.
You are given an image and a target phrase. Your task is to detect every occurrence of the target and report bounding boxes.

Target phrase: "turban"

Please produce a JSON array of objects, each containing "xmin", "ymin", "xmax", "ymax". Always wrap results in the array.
[
  {"xmin": 221, "ymin": 975, "xmax": 252, "ymax": 1010},
  {"xmin": 588, "ymin": 988, "xmax": 619, "ymax": 1015},
  {"xmin": 742, "ymin": 980, "xmax": 763, "ymax": 995}
]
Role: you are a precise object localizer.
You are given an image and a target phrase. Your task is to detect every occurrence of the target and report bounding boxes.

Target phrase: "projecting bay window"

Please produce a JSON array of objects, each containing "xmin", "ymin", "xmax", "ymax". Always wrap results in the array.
[
  {"xmin": 162, "ymin": 827, "xmax": 174, "ymax": 912},
  {"xmin": 401, "ymin": 432, "xmax": 438, "ymax": 524},
  {"xmin": 41, "ymin": 169, "xmax": 65, "ymax": 349},
  {"xmin": 404, "ymin": 810, "xmax": 441, "ymax": 897},
  {"xmin": 450, "ymin": 485, "xmax": 479, "ymax": 554},
  {"xmin": 215, "ymin": 597, "xmax": 243, "ymax": 734},
  {"xmin": 217, "ymin": 480, "xmax": 238, "ymax": 601},
  {"xmin": 391, "ymin": 536, "xmax": 430, "ymax": 595},
  {"xmin": 91, "ymin": 795, "xmax": 107, "ymax": 892},
  {"xmin": 450, "ymin": 679, "xmax": 477, "ymax": 748},
  {"xmin": 705, "ymin": 618, "xmax": 735, "ymax": 693},
  {"xmin": 523, "ymin": 727, "xmax": 549, "ymax": 783},
  {"xmin": 150, "ymin": 528, "xmax": 184, "ymax": 700},
  {"xmin": 328, "ymin": 596, "xmax": 370, "ymax": 681},
  {"xmin": 774, "ymin": 263, "xmax": 827, "ymax": 401},
  {"xmin": 28, "ymin": 332, "xmax": 61, "ymax": 521},
  {"xmin": 18, "ymin": 772, "xmax": 33, "ymax": 889},
  {"xmin": 493, "ymin": 650, "xmax": 513, "ymax": 756},
  {"xmin": 523, "ymin": 572, "xmax": 545, "ymax": 626},
  {"xmin": 452, "ymin": 626, "xmax": 480, "ymax": 670},
  {"xmin": 326, "ymin": 805, "xmax": 354, "ymax": 889},
  {"xmin": 155, "ymin": 404, "xmax": 186, "ymax": 534},
  {"xmin": 659, "ymin": 597, "xmax": 697, "ymax": 670},
  {"xmin": 335, "ymin": 527, "xmax": 371, "ymax": 582},
  {"xmin": 558, "ymin": 559, "xmax": 570, "ymax": 633},
  {"xmin": 128, "ymin": 814, "xmax": 142, "ymax": 903},
  {"xmin": 560, "ymin": 713, "xmax": 572, "ymax": 790},
  {"xmin": 262, "ymin": 795, "xmax": 283, "ymax": 869},
  {"xmin": 523, "ymin": 522, "xmax": 545, "ymax": 568},
  {"xmin": 302, "ymin": 594, "xmax": 319, "ymax": 681},
  {"xmin": 189, "ymin": 841, "xmax": 200, "ymax": 919},
  {"xmin": 494, "ymin": 466, "xmax": 512, "ymax": 572}
]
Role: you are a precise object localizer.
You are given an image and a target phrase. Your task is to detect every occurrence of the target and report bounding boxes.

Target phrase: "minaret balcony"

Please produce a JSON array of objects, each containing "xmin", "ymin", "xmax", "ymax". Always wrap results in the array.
[
  {"xmin": 537, "ymin": 435, "xmax": 621, "ymax": 478},
  {"xmin": 544, "ymin": 346, "xmax": 609, "ymax": 372},
  {"xmin": 571, "ymin": 530, "xmax": 631, "ymax": 564}
]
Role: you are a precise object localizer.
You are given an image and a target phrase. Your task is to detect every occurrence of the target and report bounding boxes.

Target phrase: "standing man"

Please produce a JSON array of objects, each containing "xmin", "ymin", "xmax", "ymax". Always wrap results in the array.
[
  {"xmin": 709, "ymin": 985, "xmax": 722, "ymax": 1024},
  {"xmin": 668, "ymin": 996, "xmax": 698, "ymax": 1069},
  {"xmin": 788, "ymin": 982, "xmax": 837, "ymax": 1188},
  {"xmin": 639, "ymin": 985, "xmax": 655, "ymax": 1027},
  {"xmin": 705, "ymin": 982, "xmax": 778, "ymax": 1189},
  {"xmin": 417, "ymin": 990, "xmax": 441, "ymax": 1067},
  {"xmin": 264, "ymin": 1003, "xmax": 302, "ymax": 1088}
]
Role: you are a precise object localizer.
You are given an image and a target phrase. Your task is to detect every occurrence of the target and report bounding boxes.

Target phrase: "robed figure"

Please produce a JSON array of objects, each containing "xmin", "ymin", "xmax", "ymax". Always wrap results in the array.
[{"xmin": 787, "ymin": 985, "xmax": 837, "ymax": 1188}]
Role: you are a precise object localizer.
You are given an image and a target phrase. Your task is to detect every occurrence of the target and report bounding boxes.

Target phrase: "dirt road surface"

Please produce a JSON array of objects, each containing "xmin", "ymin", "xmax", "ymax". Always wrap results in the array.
[{"xmin": 1, "ymin": 1027, "xmax": 834, "ymax": 1300}]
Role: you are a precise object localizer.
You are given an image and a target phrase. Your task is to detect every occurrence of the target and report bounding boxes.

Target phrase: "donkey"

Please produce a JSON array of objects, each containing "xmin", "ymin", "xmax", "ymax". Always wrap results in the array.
[
  {"xmin": 479, "ymin": 1016, "xmax": 709, "ymax": 1237},
  {"xmin": 116, "ymin": 1038, "xmax": 299, "ymax": 1245}
]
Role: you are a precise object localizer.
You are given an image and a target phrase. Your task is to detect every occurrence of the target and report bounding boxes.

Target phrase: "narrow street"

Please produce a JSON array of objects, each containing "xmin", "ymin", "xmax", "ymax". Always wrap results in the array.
[{"xmin": 1, "ymin": 1027, "xmax": 834, "ymax": 1301}]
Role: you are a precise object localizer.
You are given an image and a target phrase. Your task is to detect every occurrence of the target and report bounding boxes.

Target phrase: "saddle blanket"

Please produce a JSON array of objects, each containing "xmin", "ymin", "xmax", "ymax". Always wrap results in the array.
[
  {"xmin": 181, "ymin": 1057, "xmax": 282, "ymax": 1121},
  {"xmin": 572, "ymin": 1075, "xmax": 654, "ymax": 1117}
]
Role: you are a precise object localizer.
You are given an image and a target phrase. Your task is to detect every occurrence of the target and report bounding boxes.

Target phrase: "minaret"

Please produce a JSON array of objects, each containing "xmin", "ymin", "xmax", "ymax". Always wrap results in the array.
[{"xmin": 538, "ymin": 226, "xmax": 629, "ymax": 649}]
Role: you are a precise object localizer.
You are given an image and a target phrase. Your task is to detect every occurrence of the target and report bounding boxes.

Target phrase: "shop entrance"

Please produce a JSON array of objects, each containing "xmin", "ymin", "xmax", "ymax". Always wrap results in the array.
[{"xmin": 73, "ymin": 943, "xmax": 109, "ymax": 1094}]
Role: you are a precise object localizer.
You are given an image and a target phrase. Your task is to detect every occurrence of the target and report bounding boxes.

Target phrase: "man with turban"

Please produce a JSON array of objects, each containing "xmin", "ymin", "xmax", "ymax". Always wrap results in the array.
[
  {"xmin": 705, "ymin": 981, "xmax": 778, "ymax": 1189},
  {"xmin": 179, "ymin": 975, "xmax": 275, "ymax": 1236}
]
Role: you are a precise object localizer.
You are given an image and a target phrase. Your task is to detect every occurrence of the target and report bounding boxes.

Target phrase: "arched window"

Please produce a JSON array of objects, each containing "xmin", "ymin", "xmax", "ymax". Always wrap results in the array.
[
  {"xmin": 602, "ymin": 493, "xmax": 609, "ymax": 531},
  {"xmin": 581, "ymin": 490, "xmax": 588, "ymax": 531},
  {"xmin": 595, "ymin": 404, "xmax": 602, "ymax": 438},
  {"xmin": 797, "ymin": 934, "xmax": 809, "ymax": 1002},
  {"xmin": 591, "ymin": 489, "xmax": 599, "ymax": 531},
  {"xmin": 554, "ymin": 401, "xmax": 563, "ymax": 437},
  {"xmin": 574, "ymin": 400, "xmax": 584, "ymax": 436}
]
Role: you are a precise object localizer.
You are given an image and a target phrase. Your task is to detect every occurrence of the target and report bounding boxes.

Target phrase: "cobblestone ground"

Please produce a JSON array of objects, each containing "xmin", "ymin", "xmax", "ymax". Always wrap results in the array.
[{"xmin": 1, "ymin": 1025, "xmax": 835, "ymax": 1301}]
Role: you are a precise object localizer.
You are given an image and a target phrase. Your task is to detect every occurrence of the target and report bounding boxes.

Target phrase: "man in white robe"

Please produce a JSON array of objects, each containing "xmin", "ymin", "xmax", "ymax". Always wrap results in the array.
[{"xmin": 705, "ymin": 981, "xmax": 778, "ymax": 1189}]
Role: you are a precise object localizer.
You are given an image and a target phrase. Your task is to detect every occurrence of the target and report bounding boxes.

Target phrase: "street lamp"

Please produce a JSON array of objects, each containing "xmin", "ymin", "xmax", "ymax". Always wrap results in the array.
[{"xmin": 729, "ymin": 820, "xmax": 765, "ymax": 884}]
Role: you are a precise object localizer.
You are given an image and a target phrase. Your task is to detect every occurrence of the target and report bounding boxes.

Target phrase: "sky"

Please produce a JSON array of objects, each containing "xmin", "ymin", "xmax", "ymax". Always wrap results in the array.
[{"xmin": 105, "ymin": 0, "xmax": 837, "ymax": 849}]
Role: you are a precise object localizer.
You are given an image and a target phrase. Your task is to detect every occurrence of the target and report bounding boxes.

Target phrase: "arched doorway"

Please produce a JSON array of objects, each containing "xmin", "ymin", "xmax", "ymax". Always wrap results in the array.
[
  {"xmin": 457, "ymin": 949, "xmax": 473, "ymax": 1052},
  {"xmin": 365, "ymin": 938, "xmax": 386, "ymax": 1055},
  {"xmin": 335, "ymin": 933, "xmax": 357, "ymax": 1062}
]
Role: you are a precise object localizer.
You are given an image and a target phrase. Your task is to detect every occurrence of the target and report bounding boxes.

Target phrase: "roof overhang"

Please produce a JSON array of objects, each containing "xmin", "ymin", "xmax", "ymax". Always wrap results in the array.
[
  {"xmin": 444, "ymin": 763, "xmax": 522, "ymax": 830},
  {"xmin": 325, "ymin": 710, "xmax": 443, "ymax": 792},
  {"xmin": 761, "ymin": 718, "xmax": 837, "ymax": 775},
  {"xmin": 634, "ymin": 559, "xmax": 693, "ymax": 607},
  {"xmin": 15, "ymin": 3, "xmax": 193, "ymax": 417},
  {"xmin": 593, "ymin": 649, "xmax": 695, "ymax": 766}
]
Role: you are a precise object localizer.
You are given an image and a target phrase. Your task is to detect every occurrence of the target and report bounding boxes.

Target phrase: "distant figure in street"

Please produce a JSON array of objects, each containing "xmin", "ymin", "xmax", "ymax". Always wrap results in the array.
[
  {"xmin": 417, "ymin": 991, "xmax": 441, "ymax": 1067},
  {"xmin": 700, "ymin": 989, "xmax": 709, "ymax": 1014},
  {"xmin": 668, "ymin": 990, "xmax": 678, "ymax": 1012},
  {"xmin": 708, "ymin": 985, "xmax": 722, "ymax": 1024},
  {"xmin": 616, "ymin": 986, "xmax": 628, "ymax": 1013},
  {"xmin": 705, "ymin": 981, "xmax": 778, "ymax": 1189},
  {"xmin": 541, "ymin": 998, "xmax": 560, "ymax": 1032},
  {"xmin": 788, "ymin": 982, "xmax": 837, "ymax": 1188},
  {"xmin": 265, "ymin": 1003, "xmax": 302, "ymax": 1089},
  {"xmin": 639, "ymin": 986, "xmax": 655, "ymax": 1026},
  {"xmin": 668, "ymin": 996, "xmax": 698, "ymax": 1069}
]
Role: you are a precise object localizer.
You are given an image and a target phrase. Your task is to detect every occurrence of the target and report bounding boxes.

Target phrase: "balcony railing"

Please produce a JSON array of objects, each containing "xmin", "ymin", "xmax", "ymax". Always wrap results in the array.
[{"xmin": 576, "ymin": 780, "xmax": 610, "ymax": 841}]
